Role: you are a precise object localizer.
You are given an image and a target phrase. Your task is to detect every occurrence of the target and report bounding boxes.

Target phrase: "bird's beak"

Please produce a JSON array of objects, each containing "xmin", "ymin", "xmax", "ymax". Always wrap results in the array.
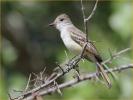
[{"xmin": 49, "ymin": 22, "xmax": 55, "ymax": 27}]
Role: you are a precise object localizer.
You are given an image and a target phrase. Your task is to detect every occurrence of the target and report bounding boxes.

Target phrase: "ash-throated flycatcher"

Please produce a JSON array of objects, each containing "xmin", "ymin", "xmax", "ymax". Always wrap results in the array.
[{"xmin": 49, "ymin": 13, "xmax": 111, "ymax": 88}]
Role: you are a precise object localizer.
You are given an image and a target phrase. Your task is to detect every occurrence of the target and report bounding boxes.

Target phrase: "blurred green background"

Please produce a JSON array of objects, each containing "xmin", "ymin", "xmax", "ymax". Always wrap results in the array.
[{"xmin": 1, "ymin": 0, "xmax": 133, "ymax": 100}]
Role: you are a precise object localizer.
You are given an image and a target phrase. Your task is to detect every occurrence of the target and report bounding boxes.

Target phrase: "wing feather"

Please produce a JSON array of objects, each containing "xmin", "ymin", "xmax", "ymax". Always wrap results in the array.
[{"xmin": 69, "ymin": 26, "xmax": 102, "ymax": 62}]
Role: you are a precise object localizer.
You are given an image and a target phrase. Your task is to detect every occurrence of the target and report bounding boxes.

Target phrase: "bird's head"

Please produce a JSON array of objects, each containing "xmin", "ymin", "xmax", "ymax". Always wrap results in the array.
[{"xmin": 49, "ymin": 13, "xmax": 72, "ymax": 31}]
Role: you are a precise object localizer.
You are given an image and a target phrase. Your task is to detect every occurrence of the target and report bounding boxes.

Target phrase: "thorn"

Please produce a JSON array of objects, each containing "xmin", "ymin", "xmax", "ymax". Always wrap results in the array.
[
  {"xmin": 13, "ymin": 89, "xmax": 23, "ymax": 93},
  {"xmin": 64, "ymin": 50, "xmax": 69, "ymax": 60},
  {"xmin": 32, "ymin": 72, "xmax": 38, "ymax": 77},
  {"xmin": 73, "ymin": 67, "xmax": 80, "ymax": 81},
  {"xmin": 24, "ymin": 73, "xmax": 31, "ymax": 91},
  {"xmin": 108, "ymin": 48, "xmax": 113, "ymax": 59},
  {"xmin": 41, "ymin": 67, "xmax": 46, "ymax": 75},
  {"xmin": 54, "ymin": 81, "xmax": 62, "ymax": 96}
]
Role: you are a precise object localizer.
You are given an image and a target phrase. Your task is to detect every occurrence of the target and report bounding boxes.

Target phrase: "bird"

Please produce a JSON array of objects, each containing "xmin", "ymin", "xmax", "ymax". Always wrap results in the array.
[{"xmin": 49, "ymin": 13, "xmax": 111, "ymax": 88}]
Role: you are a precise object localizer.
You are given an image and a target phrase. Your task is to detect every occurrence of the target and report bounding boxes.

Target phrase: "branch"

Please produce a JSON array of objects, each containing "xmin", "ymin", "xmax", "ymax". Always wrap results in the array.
[
  {"xmin": 81, "ymin": 0, "xmax": 87, "ymax": 36},
  {"xmin": 22, "ymin": 64, "xmax": 133, "ymax": 100},
  {"xmin": 81, "ymin": 0, "xmax": 98, "ymax": 41},
  {"xmin": 11, "ymin": 48, "xmax": 131, "ymax": 100},
  {"xmin": 12, "ymin": 56, "xmax": 82, "ymax": 100},
  {"xmin": 85, "ymin": 0, "xmax": 98, "ymax": 21},
  {"xmin": 102, "ymin": 48, "xmax": 131, "ymax": 64}
]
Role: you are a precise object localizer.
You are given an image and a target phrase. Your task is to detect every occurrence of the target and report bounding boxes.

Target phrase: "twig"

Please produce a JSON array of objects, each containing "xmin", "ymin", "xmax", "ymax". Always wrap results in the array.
[
  {"xmin": 24, "ymin": 74, "xmax": 31, "ymax": 92},
  {"xmin": 85, "ymin": 0, "xmax": 98, "ymax": 21},
  {"xmin": 41, "ymin": 67, "xmax": 46, "ymax": 75},
  {"xmin": 40, "ymin": 67, "xmax": 46, "ymax": 83},
  {"xmin": 102, "ymin": 48, "xmax": 131, "ymax": 64},
  {"xmin": 81, "ymin": 0, "xmax": 87, "ymax": 35},
  {"xmin": 22, "ymin": 64, "xmax": 133, "ymax": 100},
  {"xmin": 13, "ymin": 90, "xmax": 23, "ymax": 93},
  {"xmin": 81, "ymin": 0, "xmax": 98, "ymax": 41}
]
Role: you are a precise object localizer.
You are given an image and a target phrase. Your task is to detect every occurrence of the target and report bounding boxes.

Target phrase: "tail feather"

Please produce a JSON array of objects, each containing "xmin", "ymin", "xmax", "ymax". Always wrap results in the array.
[{"xmin": 96, "ymin": 62, "xmax": 112, "ymax": 88}]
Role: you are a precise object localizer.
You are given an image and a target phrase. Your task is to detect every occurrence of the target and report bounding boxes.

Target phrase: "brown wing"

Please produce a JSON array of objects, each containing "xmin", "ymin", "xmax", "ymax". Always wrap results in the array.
[{"xmin": 69, "ymin": 26, "xmax": 102, "ymax": 62}]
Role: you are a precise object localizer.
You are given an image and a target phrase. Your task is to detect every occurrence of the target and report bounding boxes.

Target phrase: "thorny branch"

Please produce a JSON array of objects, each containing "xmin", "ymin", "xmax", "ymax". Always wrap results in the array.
[
  {"xmin": 23, "ymin": 64, "xmax": 133, "ymax": 100},
  {"xmin": 102, "ymin": 48, "xmax": 131, "ymax": 64},
  {"xmin": 11, "ymin": 48, "xmax": 132, "ymax": 100}
]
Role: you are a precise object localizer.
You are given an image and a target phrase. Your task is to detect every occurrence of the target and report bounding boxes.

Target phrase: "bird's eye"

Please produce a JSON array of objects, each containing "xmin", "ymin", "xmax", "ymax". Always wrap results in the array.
[{"xmin": 60, "ymin": 18, "xmax": 64, "ymax": 21}]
